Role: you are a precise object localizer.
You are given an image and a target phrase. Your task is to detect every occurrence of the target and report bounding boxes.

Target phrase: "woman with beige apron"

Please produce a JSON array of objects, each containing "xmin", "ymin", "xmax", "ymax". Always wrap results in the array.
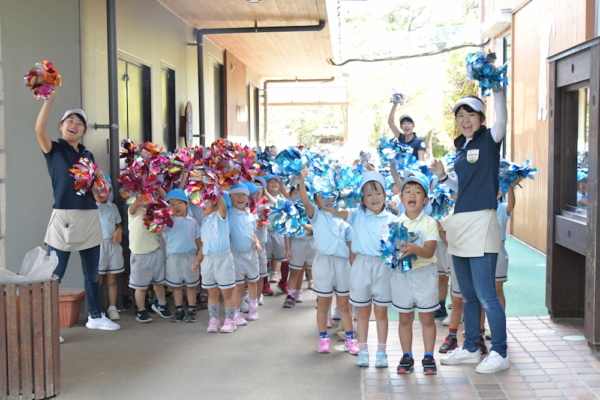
[
  {"xmin": 36, "ymin": 90, "xmax": 119, "ymax": 332},
  {"xmin": 429, "ymin": 88, "xmax": 508, "ymax": 373}
]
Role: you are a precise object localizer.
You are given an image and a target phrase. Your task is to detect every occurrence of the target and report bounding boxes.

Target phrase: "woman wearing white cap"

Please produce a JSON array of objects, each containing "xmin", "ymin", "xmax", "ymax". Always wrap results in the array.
[
  {"xmin": 36, "ymin": 91, "xmax": 120, "ymax": 333},
  {"xmin": 429, "ymin": 87, "xmax": 509, "ymax": 373}
]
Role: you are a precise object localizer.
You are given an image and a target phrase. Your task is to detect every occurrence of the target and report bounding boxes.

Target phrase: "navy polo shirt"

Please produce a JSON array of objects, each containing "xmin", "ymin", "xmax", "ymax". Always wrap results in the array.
[
  {"xmin": 43, "ymin": 139, "xmax": 98, "ymax": 210},
  {"xmin": 453, "ymin": 126, "xmax": 501, "ymax": 214},
  {"xmin": 400, "ymin": 133, "xmax": 426, "ymax": 159}
]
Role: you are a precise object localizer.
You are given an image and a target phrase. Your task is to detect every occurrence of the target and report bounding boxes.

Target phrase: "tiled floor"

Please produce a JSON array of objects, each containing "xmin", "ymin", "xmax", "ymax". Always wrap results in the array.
[{"xmin": 361, "ymin": 316, "xmax": 600, "ymax": 400}]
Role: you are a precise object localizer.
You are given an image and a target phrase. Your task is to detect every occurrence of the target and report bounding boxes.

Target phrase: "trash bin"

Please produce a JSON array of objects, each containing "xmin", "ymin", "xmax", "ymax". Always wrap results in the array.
[{"xmin": 1, "ymin": 275, "xmax": 60, "ymax": 399}]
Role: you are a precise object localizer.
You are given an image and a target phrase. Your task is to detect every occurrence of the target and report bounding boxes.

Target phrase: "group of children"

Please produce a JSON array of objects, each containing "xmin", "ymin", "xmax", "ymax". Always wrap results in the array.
[{"xmin": 93, "ymin": 146, "xmax": 518, "ymax": 376}]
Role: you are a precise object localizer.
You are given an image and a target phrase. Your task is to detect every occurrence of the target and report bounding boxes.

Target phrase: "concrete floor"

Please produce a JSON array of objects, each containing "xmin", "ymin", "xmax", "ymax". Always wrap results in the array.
[{"xmin": 58, "ymin": 288, "xmax": 361, "ymax": 400}]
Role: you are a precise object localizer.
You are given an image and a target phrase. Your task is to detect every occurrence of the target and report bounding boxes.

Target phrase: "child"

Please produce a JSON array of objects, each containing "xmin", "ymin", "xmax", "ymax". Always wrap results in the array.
[
  {"xmin": 263, "ymin": 174, "xmax": 290, "ymax": 293},
  {"xmin": 163, "ymin": 189, "xmax": 202, "ymax": 323},
  {"xmin": 252, "ymin": 177, "xmax": 271, "ymax": 300},
  {"xmin": 228, "ymin": 184, "xmax": 262, "ymax": 324},
  {"xmin": 94, "ymin": 174, "xmax": 124, "ymax": 321},
  {"xmin": 298, "ymin": 169, "xmax": 357, "ymax": 354},
  {"xmin": 392, "ymin": 173, "xmax": 440, "ymax": 375},
  {"xmin": 128, "ymin": 201, "xmax": 172, "ymax": 323},
  {"xmin": 193, "ymin": 195, "xmax": 238, "ymax": 333},
  {"xmin": 321, "ymin": 171, "xmax": 396, "ymax": 368},
  {"xmin": 282, "ymin": 185, "xmax": 316, "ymax": 308}
]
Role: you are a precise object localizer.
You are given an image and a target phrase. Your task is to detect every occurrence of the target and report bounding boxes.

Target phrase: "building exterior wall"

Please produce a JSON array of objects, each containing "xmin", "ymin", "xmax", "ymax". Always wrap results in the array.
[
  {"xmin": 0, "ymin": 0, "xmax": 82, "ymax": 279},
  {"xmin": 0, "ymin": 17, "xmax": 5, "ymax": 268}
]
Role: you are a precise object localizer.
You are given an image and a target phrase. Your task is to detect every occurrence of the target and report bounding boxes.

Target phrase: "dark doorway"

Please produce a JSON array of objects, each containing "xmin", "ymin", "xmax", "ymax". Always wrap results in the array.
[
  {"xmin": 214, "ymin": 62, "xmax": 225, "ymax": 139},
  {"xmin": 118, "ymin": 59, "xmax": 152, "ymax": 143},
  {"xmin": 162, "ymin": 67, "xmax": 176, "ymax": 151}
]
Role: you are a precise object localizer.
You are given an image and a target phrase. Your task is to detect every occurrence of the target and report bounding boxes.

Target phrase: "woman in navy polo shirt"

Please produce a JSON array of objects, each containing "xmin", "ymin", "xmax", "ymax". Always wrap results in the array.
[
  {"xmin": 429, "ymin": 88, "xmax": 508, "ymax": 373},
  {"xmin": 387, "ymin": 105, "xmax": 426, "ymax": 161},
  {"xmin": 36, "ymin": 91, "xmax": 119, "ymax": 331}
]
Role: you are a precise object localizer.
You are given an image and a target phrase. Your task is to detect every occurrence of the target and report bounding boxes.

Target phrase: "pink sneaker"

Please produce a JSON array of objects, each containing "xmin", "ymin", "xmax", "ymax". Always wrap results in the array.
[
  {"xmin": 247, "ymin": 306, "xmax": 259, "ymax": 321},
  {"xmin": 207, "ymin": 318, "xmax": 220, "ymax": 333},
  {"xmin": 344, "ymin": 339, "xmax": 359, "ymax": 355},
  {"xmin": 318, "ymin": 338, "xmax": 331, "ymax": 353},
  {"xmin": 220, "ymin": 318, "xmax": 237, "ymax": 333},
  {"xmin": 234, "ymin": 312, "xmax": 248, "ymax": 326}
]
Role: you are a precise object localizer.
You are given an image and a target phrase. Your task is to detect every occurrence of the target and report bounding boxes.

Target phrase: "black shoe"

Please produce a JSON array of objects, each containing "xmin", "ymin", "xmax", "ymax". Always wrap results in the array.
[
  {"xmin": 422, "ymin": 355, "xmax": 437, "ymax": 375},
  {"xmin": 184, "ymin": 309, "xmax": 197, "ymax": 323},
  {"xmin": 171, "ymin": 309, "xmax": 185, "ymax": 323},
  {"xmin": 434, "ymin": 307, "xmax": 448, "ymax": 319},
  {"xmin": 151, "ymin": 300, "xmax": 173, "ymax": 318},
  {"xmin": 135, "ymin": 309, "xmax": 153, "ymax": 323},
  {"xmin": 396, "ymin": 354, "xmax": 414, "ymax": 374},
  {"xmin": 478, "ymin": 339, "xmax": 489, "ymax": 354},
  {"xmin": 439, "ymin": 335, "xmax": 458, "ymax": 353}
]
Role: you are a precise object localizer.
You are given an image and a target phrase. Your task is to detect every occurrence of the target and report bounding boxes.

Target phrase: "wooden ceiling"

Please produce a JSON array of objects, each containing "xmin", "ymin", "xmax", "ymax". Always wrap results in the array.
[{"xmin": 158, "ymin": 0, "xmax": 338, "ymax": 79}]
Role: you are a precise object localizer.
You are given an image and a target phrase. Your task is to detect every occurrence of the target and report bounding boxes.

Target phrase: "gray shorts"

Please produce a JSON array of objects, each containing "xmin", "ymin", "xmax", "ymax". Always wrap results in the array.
[
  {"xmin": 391, "ymin": 264, "xmax": 441, "ymax": 313},
  {"xmin": 166, "ymin": 252, "xmax": 200, "ymax": 287},
  {"xmin": 99, "ymin": 239, "xmax": 125, "ymax": 275},
  {"xmin": 349, "ymin": 254, "xmax": 392, "ymax": 307},
  {"xmin": 288, "ymin": 238, "xmax": 316, "ymax": 269},
  {"xmin": 435, "ymin": 241, "xmax": 451, "ymax": 275},
  {"xmin": 231, "ymin": 248, "xmax": 260, "ymax": 284},
  {"xmin": 201, "ymin": 250, "xmax": 236, "ymax": 290},
  {"xmin": 258, "ymin": 247, "xmax": 268, "ymax": 277},
  {"xmin": 129, "ymin": 248, "xmax": 166, "ymax": 290},
  {"xmin": 312, "ymin": 252, "xmax": 350, "ymax": 297},
  {"xmin": 265, "ymin": 230, "xmax": 287, "ymax": 261},
  {"xmin": 496, "ymin": 241, "xmax": 508, "ymax": 282}
]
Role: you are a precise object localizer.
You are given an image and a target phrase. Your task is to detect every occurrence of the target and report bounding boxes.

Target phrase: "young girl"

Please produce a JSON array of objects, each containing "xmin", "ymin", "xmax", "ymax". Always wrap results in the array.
[
  {"xmin": 192, "ymin": 196, "xmax": 238, "ymax": 333},
  {"xmin": 298, "ymin": 169, "xmax": 357, "ymax": 354},
  {"xmin": 263, "ymin": 174, "xmax": 290, "ymax": 293},
  {"xmin": 36, "ymin": 90, "xmax": 120, "ymax": 333},
  {"xmin": 321, "ymin": 171, "xmax": 396, "ymax": 368},
  {"xmin": 252, "ymin": 177, "xmax": 271, "ymax": 301}
]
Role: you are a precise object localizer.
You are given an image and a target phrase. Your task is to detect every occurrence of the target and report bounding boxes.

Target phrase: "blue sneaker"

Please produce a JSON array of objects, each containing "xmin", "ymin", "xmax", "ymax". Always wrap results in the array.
[
  {"xmin": 356, "ymin": 349, "xmax": 369, "ymax": 367},
  {"xmin": 375, "ymin": 350, "xmax": 388, "ymax": 368}
]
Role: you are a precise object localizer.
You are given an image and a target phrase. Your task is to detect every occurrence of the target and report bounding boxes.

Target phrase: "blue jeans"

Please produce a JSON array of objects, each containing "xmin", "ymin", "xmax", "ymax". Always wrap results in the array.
[
  {"xmin": 452, "ymin": 253, "xmax": 507, "ymax": 357},
  {"xmin": 48, "ymin": 245, "xmax": 102, "ymax": 318}
]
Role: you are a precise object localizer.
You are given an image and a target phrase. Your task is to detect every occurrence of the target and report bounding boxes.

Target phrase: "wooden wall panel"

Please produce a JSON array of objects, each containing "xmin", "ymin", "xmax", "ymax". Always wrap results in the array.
[
  {"xmin": 511, "ymin": 0, "xmax": 590, "ymax": 252},
  {"xmin": 224, "ymin": 50, "xmax": 249, "ymax": 142}
]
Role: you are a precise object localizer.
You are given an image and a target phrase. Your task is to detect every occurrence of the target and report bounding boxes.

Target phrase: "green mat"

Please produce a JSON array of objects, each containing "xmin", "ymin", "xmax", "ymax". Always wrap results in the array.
[{"xmin": 386, "ymin": 236, "xmax": 548, "ymax": 321}]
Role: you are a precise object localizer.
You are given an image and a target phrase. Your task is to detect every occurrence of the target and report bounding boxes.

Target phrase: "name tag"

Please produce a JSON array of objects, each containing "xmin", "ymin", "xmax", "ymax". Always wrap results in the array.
[{"xmin": 466, "ymin": 149, "xmax": 479, "ymax": 163}]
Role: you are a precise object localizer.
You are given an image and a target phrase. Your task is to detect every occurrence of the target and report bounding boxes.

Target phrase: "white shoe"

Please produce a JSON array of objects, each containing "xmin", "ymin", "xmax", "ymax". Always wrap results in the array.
[
  {"xmin": 269, "ymin": 272, "xmax": 278, "ymax": 283},
  {"xmin": 258, "ymin": 294, "xmax": 264, "ymax": 306},
  {"xmin": 476, "ymin": 351, "xmax": 510, "ymax": 374},
  {"xmin": 239, "ymin": 299, "xmax": 249, "ymax": 313},
  {"xmin": 332, "ymin": 307, "xmax": 341, "ymax": 320},
  {"xmin": 307, "ymin": 280, "xmax": 314, "ymax": 290},
  {"xmin": 107, "ymin": 306, "xmax": 120, "ymax": 321},
  {"xmin": 442, "ymin": 315, "xmax": 450, "ymax": 326},
  {"xmin": 86, "ymin": 314, "xmax": 121, "ymax": 331},
  {"xmin": 59, "ymin": 336, "xmax": 65, "ymax": 344},
  {"xmin": 295, "ymin": 290, "xmax": 303, "ymax": 303},
  {"xmin": 440, "ymin": 346, "xmax": 481, "ymax": 365}
]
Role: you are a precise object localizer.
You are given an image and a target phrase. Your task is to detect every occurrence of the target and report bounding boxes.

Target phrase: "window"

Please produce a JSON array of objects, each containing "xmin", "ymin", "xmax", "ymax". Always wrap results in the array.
[
  {"xmin": 118, "ymin": 59, "xmax": 151, "ymax": 143},
  {"xmin": 573, "ymin": 87, "xmax": 590, "ymax": 214},
  {"xmin": 161, "ymin": 67, "xmax": 176, "ymax": 151}
]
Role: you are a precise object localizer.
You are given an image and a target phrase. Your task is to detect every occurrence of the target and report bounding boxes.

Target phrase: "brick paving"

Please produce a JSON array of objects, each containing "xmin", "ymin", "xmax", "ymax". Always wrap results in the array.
[{"xmin": 360, "ymin": 316, "xmax": 600, "ymax": 399}]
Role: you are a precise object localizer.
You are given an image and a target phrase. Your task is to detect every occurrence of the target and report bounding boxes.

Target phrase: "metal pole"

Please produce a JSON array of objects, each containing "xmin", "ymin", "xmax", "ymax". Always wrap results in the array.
[
  {"xmin": 196, "ymin": 32, "xmax": 205, "ymax": 147},
  {"xmin": 263, "ymin": 83, "xmax": 268, "ymax": 145},
  {"xmin": 107, "ymin": 0, "xmax": 120, "ymax": 193}
]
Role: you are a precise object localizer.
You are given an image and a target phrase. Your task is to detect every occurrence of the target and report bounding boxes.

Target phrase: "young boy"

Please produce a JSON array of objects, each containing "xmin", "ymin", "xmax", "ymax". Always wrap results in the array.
[
  {"xmin": 94, "ymin": 175, "xmax": 124, "ymax": 321},
  {"xmin": 164, "ymin": 189, "xmax": 202, "ymax": 323},
  {"xmin": 128, "ymin": 200, "xmax": 172, "ymax": 323},
  {"xmin": 251, "ymin": 178, "xmax": 270, "ymax": 302},
  {"xmin": 391, "ymin": 172, "xmax": 440, "ymax": 375},
  {"xmin": 228, "ymin": 183, "xmax": 262, "ymax": 324}
]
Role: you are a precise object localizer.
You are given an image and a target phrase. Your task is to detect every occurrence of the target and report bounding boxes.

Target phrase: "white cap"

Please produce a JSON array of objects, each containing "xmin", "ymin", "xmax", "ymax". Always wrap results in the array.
[
  {"xmin": 359, "ymin": 171, "xmax": 386, "ymax": 191},
  {"xmin": 452, "ymin": 97, "xmax": 485, "ymax": 113},
  {"xmin": 61, "ymin": 109, "xmax": 88, "ymax": 126}
]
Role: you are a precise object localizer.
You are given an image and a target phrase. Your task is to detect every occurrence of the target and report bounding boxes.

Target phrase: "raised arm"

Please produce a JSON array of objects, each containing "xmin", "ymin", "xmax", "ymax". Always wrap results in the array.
[
  {"xmin": 320, "ymin": 202, "xmax": 349, "ymax": 220},
  {"xmin": 388, "ymin": 102, "xmax": 402, "ymax": 140},
  {"xmin": 298, "ymin": 169, "xmax": 315, "ymax": 219},
  {"xmin": 429, "ymin": 160, "xmax": 458, "ymax": 192},
  {"xmin": 279, "ymin": 181, "xmax": 291, "ymax": 199},
  {"xmin": 35, "ymin": 91, "xmax": 56, "ymax": 153},
  {"xmin": 389, "ymin": 161, "xmax": 403, "ymax": 191},
  {"xmin": 491, "ymin": 89, "xmax": 507, "ymax": 143},
  {"xmin": 217, "ymin": 196, "xmax": 227, "ymax": 219}
]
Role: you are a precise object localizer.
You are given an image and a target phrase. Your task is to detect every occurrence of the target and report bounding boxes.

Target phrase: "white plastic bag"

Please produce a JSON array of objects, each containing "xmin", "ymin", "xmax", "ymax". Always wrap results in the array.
[{"xmin": 0, "ymin": 247, "xmax": 58, "ymax": 283}]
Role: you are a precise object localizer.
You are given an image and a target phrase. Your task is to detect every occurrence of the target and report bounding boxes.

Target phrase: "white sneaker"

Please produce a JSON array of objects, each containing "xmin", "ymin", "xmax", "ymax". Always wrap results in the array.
[
  {"xmin": 295, "ymin": 290, "xmax": 303, "ymax": 303},
  {"xmin": 59, "ymin": 336, "xmax": 65, "ymax": 344},
  {"xmin": 239, "ymin": 299, "xmax": 249, "ymax": 313},
  {"xmin": 476, "ymin": 351, "xmax": 510, "ymax": 374},
  {"xmin": 440, "ymin": 346, "xmax": 481, "ymax": 365},
  {"xmin": 86, "ymin": 314, "xmax": 121, "ymax": 331},
  {"xmin": 269, "ymin": 272, "xmax": 278, "ymax": 283},
  {"xmin": 307, "ymin": 280, "xmax": 314, "ymax": 290},
  {"xmin": 107, "ymin": 306, "xmax": 120, "ymax": 321},
  {"xmin": 442, "ymin": 315, "xmax": 450, "ymax": 326},
  {"xmin": 258, "ymin": 294, "xmax": 264, "ymax": 306},
  {"xmin": 332, "ymin": 307, "xmax": 341, "ymax": 320}
]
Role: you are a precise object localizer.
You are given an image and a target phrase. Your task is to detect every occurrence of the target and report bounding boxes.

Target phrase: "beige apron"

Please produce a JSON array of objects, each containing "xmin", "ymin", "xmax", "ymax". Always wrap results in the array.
[
  {"xmin": 44, "ymin": 209, "xmax": 103, "ymax": 252},
  {"xmin": 446, "ymin": 209, "xmax": 501, "ymax": 258}
]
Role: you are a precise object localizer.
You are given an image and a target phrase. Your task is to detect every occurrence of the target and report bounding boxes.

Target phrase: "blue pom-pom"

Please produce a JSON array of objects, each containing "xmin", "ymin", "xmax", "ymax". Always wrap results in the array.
[
  {"xmin": 466, "ymin": 51, "xmax": 509, "ymax": 97},
  {"xmin": 429, "ymin": 186, "xmax": 455, "ymax": 220},
  {"xmin": 380, "ymin": 222, "xmax": 418, "ymax": 272},
  {"xmin": 498, "ymin": 157, "xmax": 538, "ymax": 194},
  {"xmin": 377, "ymin": 136, "xmax": 414, "ymax": 170},
  {"xmin": 268, "ymin": 199, "xmax": 309, "ymax": 237}
]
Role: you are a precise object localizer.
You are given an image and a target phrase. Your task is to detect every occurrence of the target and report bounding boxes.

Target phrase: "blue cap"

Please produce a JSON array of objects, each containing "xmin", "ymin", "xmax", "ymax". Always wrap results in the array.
[
  {"xmin": 253, "ymin": 176, "xmax": 267, "ymax": 188},
  {"xmin": 223, "ymin": 193, "xmax": 232, "ymax": 208},
  {"xmin": 577, "ymin": 168, "xmax": 588, "ymax": 181},
  {"xmin": 264, "ymin": 174, "xmax": 281, "ymax": 183},
  {"xmin": 244, "ymin": 182, "xmax": 259, "ymax": 194},
  {"xmin": 359, "ymin": 171, "xmax": 386, "ymax": 191},
  {"xmin": 400, "ymin": 171, "xmax": 430, "ymax": 195},
  {"xmin": 229, "ymin": 183, "xmax": 250, "ymax": 196},
  {"xmin": 165, "ymin": 189, "xmax": 189, "ymax": 204}
]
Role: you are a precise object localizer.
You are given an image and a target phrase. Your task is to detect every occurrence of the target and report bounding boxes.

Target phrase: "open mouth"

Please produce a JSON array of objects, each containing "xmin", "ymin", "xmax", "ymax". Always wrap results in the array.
[{"xmin": 408, "ymin": 200, "xmax": 416, "ymax": 207}]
